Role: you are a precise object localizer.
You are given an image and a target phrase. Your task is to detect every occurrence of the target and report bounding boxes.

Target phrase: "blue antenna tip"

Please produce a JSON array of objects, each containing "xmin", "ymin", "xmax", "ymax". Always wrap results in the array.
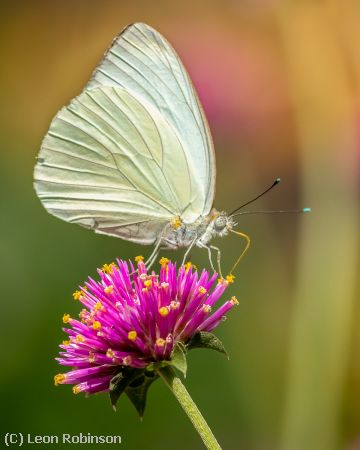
[{"xmin": 302, "ymin": 207, "xmax": 311, "ymax": 213}]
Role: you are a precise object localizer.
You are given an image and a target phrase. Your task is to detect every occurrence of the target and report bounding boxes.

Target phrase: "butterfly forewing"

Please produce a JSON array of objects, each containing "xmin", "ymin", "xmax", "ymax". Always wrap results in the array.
[{"xmin": 34, "ymin": 23, "xmax": 216, "ymax": 244}]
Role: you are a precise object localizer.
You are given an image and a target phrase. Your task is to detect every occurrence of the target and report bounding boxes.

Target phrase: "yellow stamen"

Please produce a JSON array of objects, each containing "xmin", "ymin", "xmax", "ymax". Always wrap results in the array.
[
  {"xmin": 226, "ymin": 274, "xmax": 235, "ymax": 284},
  {"xmin": 142, "ymin": 287, "xmax": 148, "ymax": 293},
  {"xmin": 230, "ymin": 296, "xmax": 239, "ymax": 306},
  {"xmin": 170, "ymin": 301, "xmax": 180, "ymax": 310},
  {"xmin": 101, "ymin": 262, "xmax": 117, "ymax": 274},
  {"xmin": 54, "ymin": 373, "xmax": 66, "ymax": 386},
  {"xmin": 94, "ymin": 301, "xmax": 104, "ymax": 311},
  {"xmin": 156, "ymin": 338, "xmax": 166, "ymax": 347},
  {"xmin": 135, "ymin": 255, "xmax": 144, "ymax": 263},
  {"xmin": 104, "ymin": 285, "xmax": 114, "ymax": 294},
  {"xmin": 92, "ymin": 321, "xmax": 101, "ymax": 330},
  {"xmin": 159, "ymin": 257, "xmax": 169, "ymax": 266},
  {"xmin": 79, "ymin": 308, "xmax": 88, "ymax": 320},
  {"xmin": 159, "ymin": 306, "xmax": 169, "ymax": 317},
  {"xmin": 72, "ymin": 385, "xmax": 81, "ymax": 394},
  {"xmin": 198, "ymin": 286, "xmax": 207, "ymax": 295},
  {"xmin": 106, "ymin": 349, "xmax": 115, "ymax": 358},
  {"xmin": 75, "ymin": 334, "xmax": 85, "ymax": 343},
  {"xmin": 184, "ymin": 261, "xmax": 192, "ymax": 271},
  {"xmin": 144, "ymin": 279, "xmax": 152, "ymax": 288},
  {"xmin": 170, "ymin": 216, "xmax": 182, "ymax": 229},
  {"xmin": 123, "ymin": 356, "xmax": 132, "ymax": 365},
  {"xmin": 202, "ymin": 304, "xmax": 212, "ymax": 313},
  {"xmin": 139, "ymin": 274, "xmax": 147, "ymax": 280},
  {"xmin": 217, "ymin": 277, "xmax": 228, "ymax": 285},
  {"xmin": 62, "ymin": 313, "xmax": 71, "ymax": 324},
  {"xmin": 128, "ymin": 330, "xmax": 137, "ymax": 341},
  {"xmin": 88, "ymin": 352, "xmax": 96, "ymax": 363},
  {"xmin": 73, "ymin": 290, "xmax": 83, "ymax": 300},
  {"xmin": 62, "ymin": 340, "xmax": 70, "ymax": 346},
  {"xmin": 161, "ymin": 282, "xmax": 169, "ymax": 289}
]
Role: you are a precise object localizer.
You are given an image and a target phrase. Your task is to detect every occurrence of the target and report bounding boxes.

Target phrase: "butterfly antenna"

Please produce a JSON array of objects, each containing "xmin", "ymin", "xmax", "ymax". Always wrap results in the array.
[
  {"xmin": 232, "ymin": 207, "xmax": 311, "ymax": 218},
  {"xmin": 229, "ymin": 178, "xmax": 281, "ymax": 216},
  {"xmin": 229, "ymin": 230, "xmax": 251, "ymax": 275}
]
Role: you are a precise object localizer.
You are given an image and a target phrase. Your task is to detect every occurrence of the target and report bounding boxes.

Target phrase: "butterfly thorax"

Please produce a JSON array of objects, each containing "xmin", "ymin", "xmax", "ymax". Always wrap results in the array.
[{"xmin": 162, "ymin": 209, "xmax": 234, "ymax": 249}]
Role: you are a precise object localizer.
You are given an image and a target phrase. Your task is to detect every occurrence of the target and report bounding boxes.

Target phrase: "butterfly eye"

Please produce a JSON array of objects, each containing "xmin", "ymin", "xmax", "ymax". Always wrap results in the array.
[{"xmin": 214, "ymin": 216, "xmax": 227, "ymax": 231}]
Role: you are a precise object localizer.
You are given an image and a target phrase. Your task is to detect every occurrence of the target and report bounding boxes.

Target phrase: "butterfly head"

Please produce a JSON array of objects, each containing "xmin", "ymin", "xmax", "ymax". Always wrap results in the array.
[{"xmin": 213, "ymin": 212, "xmax": 235, "ymax": 236}]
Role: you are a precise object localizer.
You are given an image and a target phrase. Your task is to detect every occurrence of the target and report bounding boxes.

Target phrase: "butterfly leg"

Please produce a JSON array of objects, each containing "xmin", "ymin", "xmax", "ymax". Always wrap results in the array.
[
  {"xmin": 210, "ymin": 245, "xmax": 223, "ymax": 278},
  {"xmin": 198, "ymin": 242, "xmax": 216, "ymax": 273},
  {"xmin": 181, "ymin": 237, "xmax": 198, "ymax": 266},
  {"xmin": 130, "ymin": 239, "xmax": 162, "ymax": 276},
  {"xmin": 145, "ymin": 236, "xmax": 179, "ymax": 270},
  {"xmin": 145, "ymin": 250, "xmax": 160, "ymax": 270},
  {"xmin": 144, "ymin": 237, "xmax": 164, "ymax": 269},
  {"xmin": 144, "ymin": 245, "xmax": 160, "ymax": 266}
]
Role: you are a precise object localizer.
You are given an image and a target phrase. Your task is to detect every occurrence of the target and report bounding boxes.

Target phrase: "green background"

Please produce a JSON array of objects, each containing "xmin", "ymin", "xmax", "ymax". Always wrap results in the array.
[{"xmin": 1, "ymin": 1, "xmax": 359, "ymax": 449}]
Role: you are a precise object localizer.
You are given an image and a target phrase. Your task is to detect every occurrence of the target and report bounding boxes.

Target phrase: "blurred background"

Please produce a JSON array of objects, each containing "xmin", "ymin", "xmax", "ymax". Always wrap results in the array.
[{"xmin": 0, "ymin": 1, "xmax": 359, "ymax": 449}]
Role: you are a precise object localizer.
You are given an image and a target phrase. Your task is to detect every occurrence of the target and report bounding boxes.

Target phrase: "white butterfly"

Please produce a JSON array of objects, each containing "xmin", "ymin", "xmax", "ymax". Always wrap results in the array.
[{"xmin": 34, "ymin": 23, "xmax": 250, "ymax": 275}]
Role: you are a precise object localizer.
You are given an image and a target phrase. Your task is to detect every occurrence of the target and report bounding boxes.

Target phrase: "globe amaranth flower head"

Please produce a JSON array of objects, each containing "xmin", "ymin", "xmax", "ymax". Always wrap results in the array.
[{"xmin": 55, "ymin": 257, "xmax": 238, "ymax": 415}]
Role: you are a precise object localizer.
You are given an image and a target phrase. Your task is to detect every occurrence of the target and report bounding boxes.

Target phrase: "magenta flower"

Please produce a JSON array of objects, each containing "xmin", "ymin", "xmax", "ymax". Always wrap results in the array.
[{"xmin": 55, "ymin": 257, "xmax": 238, "ymax": 415}]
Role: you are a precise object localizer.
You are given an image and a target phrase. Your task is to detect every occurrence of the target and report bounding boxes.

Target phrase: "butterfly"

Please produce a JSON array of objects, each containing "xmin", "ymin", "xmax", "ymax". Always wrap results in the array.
[{"xmin": 34, "ymin": 22, "xmax": 262, "ymax": 277}]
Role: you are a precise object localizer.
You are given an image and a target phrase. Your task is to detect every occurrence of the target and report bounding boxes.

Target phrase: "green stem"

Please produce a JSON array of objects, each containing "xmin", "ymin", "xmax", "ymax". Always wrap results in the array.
[{"xmin": 158, "ymin": 366, "xmax": 222, "ymax": 450}]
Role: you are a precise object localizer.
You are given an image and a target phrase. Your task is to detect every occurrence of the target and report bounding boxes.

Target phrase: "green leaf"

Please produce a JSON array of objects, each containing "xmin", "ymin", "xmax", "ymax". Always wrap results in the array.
[
  {"xmin": 109, "ymin": 367, "xmax": 141, "ymax": 410},
  {"xmin": 169, "ymin": 342, "xmax": 187, "ymax": 377},
  {"xmin": 125, "ymin": 371, "xmax": 159, "ymax": 419},
  {"xmin": 186, "ymin": 332, "xmax": 228, "ymax": 358}
]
